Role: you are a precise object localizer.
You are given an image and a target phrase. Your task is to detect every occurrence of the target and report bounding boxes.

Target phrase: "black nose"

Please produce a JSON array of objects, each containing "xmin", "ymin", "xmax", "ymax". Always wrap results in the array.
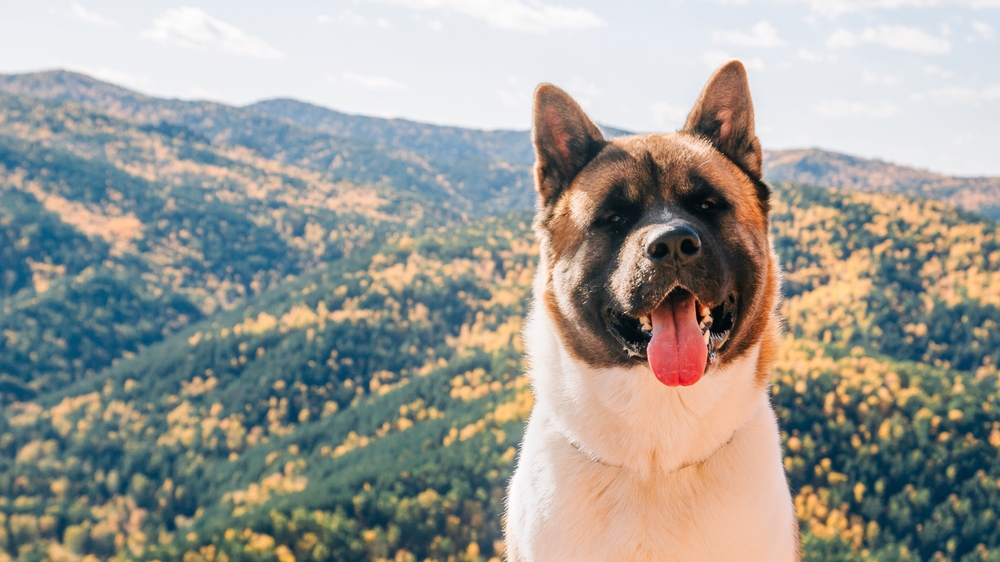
[{"xmin": 646, "ymin": 226, "xmax": 701, "ymax": 265}]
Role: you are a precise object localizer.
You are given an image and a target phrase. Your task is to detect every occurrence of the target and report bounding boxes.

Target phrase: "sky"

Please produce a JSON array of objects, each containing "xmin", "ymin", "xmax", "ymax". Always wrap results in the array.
[{"xmin": 0, "ymin": 0, "xmax": 998, "ymax": 176}]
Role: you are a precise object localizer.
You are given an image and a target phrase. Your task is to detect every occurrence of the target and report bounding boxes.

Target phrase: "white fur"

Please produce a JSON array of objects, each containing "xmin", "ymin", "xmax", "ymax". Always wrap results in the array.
[{"xmin": 505, "ymin": 305, "xmax": 797, "ymax": 562}]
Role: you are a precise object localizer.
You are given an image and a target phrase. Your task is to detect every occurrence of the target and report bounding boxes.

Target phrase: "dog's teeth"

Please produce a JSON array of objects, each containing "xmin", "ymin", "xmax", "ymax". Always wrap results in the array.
[
  {"xmin": 700, "ymin": 305, "xmax": 711, "ymax": 318},
  {"xmin": 703, "ymin": 330, "xmax": 711, "ymax": 346},
  {"xmin": 639, "ymin": 314, "xmax": 652, "ymax": 332}
]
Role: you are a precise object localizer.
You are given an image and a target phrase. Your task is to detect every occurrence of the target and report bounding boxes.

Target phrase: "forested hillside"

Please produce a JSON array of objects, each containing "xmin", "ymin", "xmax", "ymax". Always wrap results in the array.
[
  {"xmin": 0, "ymin": 71, "xmax": 534, "ymax": 215},
  {"xmin": 0, "ymin": 92, "xmax": 435, "ymax": 395},
  {"xmin": 2, "ymin": 69, "xmax": 1000, "ymax": 561},
  {"xmin": 4, "ymin": 71, "xmax": 996, "ymax": 219},
  {"xmin": 764, "ymin": 149, "xmax": 1000, "ymax": 219},
  {"xmin": 3, "ymin": 178, "xmax": 1000, "ymax": 560}
]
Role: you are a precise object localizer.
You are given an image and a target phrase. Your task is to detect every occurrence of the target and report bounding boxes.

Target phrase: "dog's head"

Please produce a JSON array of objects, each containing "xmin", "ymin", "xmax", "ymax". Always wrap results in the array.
[{"xmin": 532, "ymin": 61, "xmax": 779, "ymax": 387}]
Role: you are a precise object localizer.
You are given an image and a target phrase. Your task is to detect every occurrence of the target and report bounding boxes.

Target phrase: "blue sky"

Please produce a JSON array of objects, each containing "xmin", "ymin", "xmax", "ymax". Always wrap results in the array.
[{"xmin": 1, "ymin": 0, "xmax": 998, "ymax": 175}]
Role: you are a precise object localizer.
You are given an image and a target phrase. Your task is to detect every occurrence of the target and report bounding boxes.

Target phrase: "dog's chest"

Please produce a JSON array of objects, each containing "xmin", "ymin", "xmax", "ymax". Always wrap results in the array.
[
  {"xmin": 537, "ymin": 466, "xmax": 701, "ymax": 561},
  {"xmin": 507, "ymin": 403, "xmax": 796, "ymax": 562},
  {"xmin": 535, "ymin": 459, "xmax": 772, "ymax": 559}
]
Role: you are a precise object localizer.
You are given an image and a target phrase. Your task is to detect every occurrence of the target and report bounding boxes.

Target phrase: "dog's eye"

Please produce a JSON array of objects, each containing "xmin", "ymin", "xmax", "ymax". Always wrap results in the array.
[
  {"xmin": 700, "ymin": 198, "xmax": 719, "ymax": 211},
  {"xmin": 596, "ymin": 212, "xmax": 629, "ymax": 229}
]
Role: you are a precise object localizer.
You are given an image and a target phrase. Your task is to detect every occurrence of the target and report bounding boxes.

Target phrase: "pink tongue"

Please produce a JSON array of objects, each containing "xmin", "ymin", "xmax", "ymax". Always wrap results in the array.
[{"xmin": 647, "ymin": 292, "xmax": 708, "ymax": 387}]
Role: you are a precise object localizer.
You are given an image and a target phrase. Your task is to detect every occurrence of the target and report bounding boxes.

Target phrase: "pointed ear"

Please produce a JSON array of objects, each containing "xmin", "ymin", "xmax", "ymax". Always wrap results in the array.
[
  {"xmin": 532, "ymin": 84, "xmax": 605, "ymax": 207},
  {"xmin": 683, "ymin": 60, "xmax": 762, "ymax": 180}
]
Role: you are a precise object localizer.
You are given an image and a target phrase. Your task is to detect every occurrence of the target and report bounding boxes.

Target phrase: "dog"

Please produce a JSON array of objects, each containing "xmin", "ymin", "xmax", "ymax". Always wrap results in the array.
[{"xmin": 504, "ymin": 60, "xmax": 797, "ymax": 561}]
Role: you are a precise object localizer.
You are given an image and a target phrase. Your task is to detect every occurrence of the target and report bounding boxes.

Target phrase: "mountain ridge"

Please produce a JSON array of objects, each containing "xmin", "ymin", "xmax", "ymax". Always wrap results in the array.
[
  {"xmin": 764, "ymin": 148, "xmax": 1000, "ymax": 219},
  {"xmin": 3, "ymin": 70, "xmax": 998, "ymax": 220},
  {"xmin": 0, "ymin": 70, "xmax": 534, "ymax": 215},
  {"xmin": 246, "ymin": 93, "xmax": 1000, "ymax": 220}
]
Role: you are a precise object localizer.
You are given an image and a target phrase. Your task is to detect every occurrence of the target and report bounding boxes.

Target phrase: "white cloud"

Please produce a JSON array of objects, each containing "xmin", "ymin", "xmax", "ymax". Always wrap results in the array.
[
  {"xmin": 427, "ymin": 20, "xmax": 444, "ymax": 31},
  {"xmin": 798, "ymin": 0, "xmax": 1000, "ymax": 17},
  {"xmin": 797, "ymin": 48, "xmax": 826, "ymax": 62},
  {"xmin": 827, "ymin": 25, "xmax": 951, "ymax": 54},
  {"xmin": 923, "ymin": 64, "xmax": 953, "ymax": 78},
  {"xmin": 142, "ymin": 6, "xmax": 283, "ymax": 60},
  {"xmin": 342, "ymin": 11, "xmax": 369, "ymax": 25},
  {"xmin": 331, "ymin": 72, "xmax": 406, "ymax": 91},
  {"xmin": 826, "ymin": 28, "xmax": 856, "ymax": 47},
  {"xmin": 922, "ymin": 84, "xmax": 1000, "ymax": 105},
  {"xmin": 316, "ymin": 10, "xmax": 372, "ymax": 27},
  {"xmin": 318, "ymin": 11, "xmax": 368, "ymax": 26},
  {"xmin": 862, "ymin": 68, "xmax": 904, "ymax": 85},
  {"xmin": 701, "ymin": 50, "xmax": 733, "ymax": 68},
  {"xmin": 564, "ymin": 76, "xmax": 602, "ymax": 107},
  {"xmin": 48, "ymin": 3, "xmax": 117, "ymax": 26},
  {"xmin": 566, "ymin": 76, "xmax": 601, "ymax": 98},
  {"xmin": 375, "ymin": 18, "xmax": 395, "ymax": 30},
  {"xmin": 972, "ymin": 21, "xmax": 995, "ymax": 39},
  {"xmin": 498, "ymin": 89, "xmax": 530, "ymax": 107},
  {"xmin": 814, "ymin": 98, "xmax": 903, "ymax": 118},
  {"xmin": 366, "ymin": 0, "xmax": 605, "ymax": 33},
  {"xmin": 712, "ymin": 21, "xmax": 788, "ymax": 47},
  {"xmin": 700, "ymin": 50, "xmax": 767, "ymax": 71},
  {"xmin": 649, "ymin": 102, "xmax": 688, "ymax": 128}
]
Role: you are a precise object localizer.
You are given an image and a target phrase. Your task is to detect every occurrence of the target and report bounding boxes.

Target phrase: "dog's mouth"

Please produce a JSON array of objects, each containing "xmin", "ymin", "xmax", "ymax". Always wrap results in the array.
[{"xmin": 605, "ymin": 287, "xmax": 736, "ymax": 386}]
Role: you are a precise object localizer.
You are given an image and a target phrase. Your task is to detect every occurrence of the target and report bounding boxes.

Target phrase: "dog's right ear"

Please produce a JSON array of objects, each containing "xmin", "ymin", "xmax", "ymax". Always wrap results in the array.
[
  {"xmin": 683, "ymin": 60, "xmax": 762, "ymax": 181},
  {"xmin": 532, "ymin": 84, "xmax": 605, "ymax": 207}
]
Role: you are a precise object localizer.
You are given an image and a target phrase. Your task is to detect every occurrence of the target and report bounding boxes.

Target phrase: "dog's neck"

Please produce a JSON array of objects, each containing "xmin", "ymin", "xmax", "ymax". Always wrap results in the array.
[
  {"xmin": 525, "ymin": 304, "xmax": 771, "ymax": 479},
  {"xmin": 558, "ymin": 423, "xmax": 741, "ymax": 475}
]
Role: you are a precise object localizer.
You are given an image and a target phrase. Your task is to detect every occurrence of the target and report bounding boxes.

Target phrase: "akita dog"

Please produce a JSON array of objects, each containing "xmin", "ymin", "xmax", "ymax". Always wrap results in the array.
[{"xmin": 504, "ymin": 61, "xmax": 797, "ymax": 561}]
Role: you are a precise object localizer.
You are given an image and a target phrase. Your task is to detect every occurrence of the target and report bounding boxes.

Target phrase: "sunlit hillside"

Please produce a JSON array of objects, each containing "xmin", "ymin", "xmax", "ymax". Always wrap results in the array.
[
  {"xmin": 3, "ymin": 181, "xmax": 1000, "ymax": 560},
  {"xmin": 4, "ymin": 71, "xmax": 998, "ymax": 220},
  {"xmin": 0, "ymin": 93, "xmax": 435, "ymax": 394},
  {"xmin": 2, "ymin": 70, "xmax": 1000, "ymax": 561},
  {"xmin": 764, "ymin": 149, "xmax": 1000, "ymax": 219},
  {"xmin": 0, "ymin": 71, "xmax": 535, "ymax": 215}
]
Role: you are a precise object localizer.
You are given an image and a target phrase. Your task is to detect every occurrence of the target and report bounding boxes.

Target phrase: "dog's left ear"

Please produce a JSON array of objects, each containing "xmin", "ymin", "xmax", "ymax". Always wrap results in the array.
[
  {"xmin": 683, "ymin": 60, "xmax": 762, "ymax": 181},
  {"xmin": 532, "ymin": 84, "xmax": 606, "ymax": 207}
]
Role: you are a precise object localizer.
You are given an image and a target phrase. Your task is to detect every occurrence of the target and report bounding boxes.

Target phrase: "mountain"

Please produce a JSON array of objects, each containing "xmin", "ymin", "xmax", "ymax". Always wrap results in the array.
[
  {"xmin": 247, "ymin": 98, "xmax": 538, "ymax": 166},
  {"xmin": 2, "ymin": 69, "xmax": 1000, "ymax": 561},
  {"xmin": 0, "ymin": 70, "xmax": 534, "ymax": 214},
  {"xmin": 764, "ymin": 149, "xmax": 1000, "ymax": 219},
  {"xmin": 247, "ymin": 98, "xmax": 632, "ymax": 166},
  {"xmin": 4, "ymin": 70, "xmax": 998, "ymax": 220},
  {"xmin": 246, "ymin": 98, "xmax": 1000, "ymax": 222}
]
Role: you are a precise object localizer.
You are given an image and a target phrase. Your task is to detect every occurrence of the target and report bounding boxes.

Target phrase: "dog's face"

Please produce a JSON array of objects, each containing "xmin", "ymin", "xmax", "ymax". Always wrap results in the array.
[{"xmin": 532, "ymin": 61, "xmax": 778, "ymax": 387}]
